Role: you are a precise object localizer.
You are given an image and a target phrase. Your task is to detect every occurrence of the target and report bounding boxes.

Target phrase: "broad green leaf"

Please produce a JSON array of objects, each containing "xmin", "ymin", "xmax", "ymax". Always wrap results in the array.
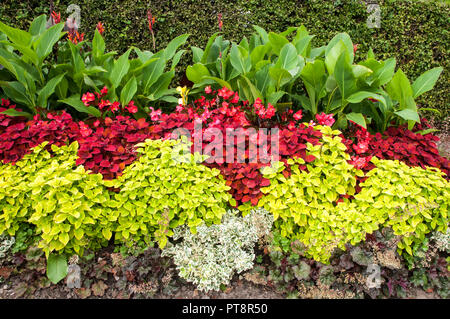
[
  {"xmin": 241, "ymin": 75, "xmax": 263, "ymax": 102},
  {"xmin": 110, "ymin": 48, "xmax": 132, "ymax": 88},
  {"xmin": 148, "ymin": 70, "xmax": 175, "ymax": 99},
  {"xmin": 347, "ymin": 91, "xmax": 387, "ymax": 110},
  {"xmin": 325, "ymin": 32, "xmax": 354, "ymax": 62},
  {"xmin": 47, "ymin": 254, "xmax": 68, "ymax": 284},
  {"xmin": 255, "ymin": 65, "xmax": 272, "ymax": 94},
  {"xmin": 294, "ymin": 35, "xmax": 314, "ymax": 56},
  {"xmin": 37, "ymin": 73, "xmax": 66, "ymax": 108},
  {"xmin": 267, "ymin": 91, "xmax": 286, "ymax": 105},
  {"xmin": 325, "ymin": 40, "xmax": 347, "ymax": 75},
  {"xmin": 142, "ymin": 55, "xmax": 165, "ymax": 93},
  {"xmin": 186, "ymin": 63, "xmax": 211, "ymax": 83},
  {"xmin": 203, "ymin": 76, "xmax": 233, "ymax": 90},
  {"xmin": 334, "ymin": 52, "xmax": 356, "ymax": 101},
  {"xmin": 411, "ymin": 67, "xmax": 443, "ymax": 98},
  {"xmin": 250, "ymin": 45, "xmax": 268, "ymax": 65},
  {"xmin": 394, "ymin": 109, "xmax": 420, "ymax": 122},
  {"xmin": 268, "ymin": 32, "xmax": 289, "ymax": 56},
  {"xmin": 386, "ymin": 69, "xmax": 413, "ymax": 110},
  {"xmin": 345, "ymin": 112, "xmax": 367, "ymax": 128},
  {"xmin": 2, "ymin": 81, "xmax": 33, "ymax": 108},
  {"xmin": 120, "ymin": 76, "xmax": 137, "ymax": 106},
  {"xmin": 92, "ymin": 29, "xmax": 105, "ymax": 58},
  {"xmin": 35, "ymin": 23, "xmax": 65, "ymax": 63},
  {"xmin": 201, "ymin": 32, "xmax": 220, "ymax": 64},
  {"xmin": 0, "ymin": 41, "xmax": 39, "ymax": 66},
  {"xmin": 0, "ymin": 109, "xmax": 32, "ymax": 118},
  {"xmin": 352, "ymin": 65, "xmax": 373, "ymax": 78},
  {"xmin": 171, "ymin": 49, "xmax": 186, "ymax": 70},
  {"xmin": 301, "ymin": 60, "xmax": 327, "ymax": 113},
  {"xmin": 373, "ymin": 58, "xmax": 396, "ymax": 86},
  {"xmin": 164, "ymin": 34, "xmax": 189, "ymax": 61},
  {"xmin": 29, "ymin": 15, "xmax": 47, "ymax": 37},
  {"xmin": 59, "ymin": 95, "xmax": 101, "ymax": 117},
  {"xmin": 276, "ymin": 43, "xmax": 299, "ymax": 71},
  {"xmin": 0, "ymin": 20, "xmax": 32, "ymax": 46},
  {"xmin": 253, "ymin": 25, "xmax": 269, "ymax": 44},
  {"xmin": 230, "ymin": 44, "xmax": 251, "ymax": 74},
  {"xmin": 269, "ymin": 67, "xmax": 292, "ymax": 89},
  {"xmin": 191, "ymin": 46, "xmax": 204, "ymax": 63}
]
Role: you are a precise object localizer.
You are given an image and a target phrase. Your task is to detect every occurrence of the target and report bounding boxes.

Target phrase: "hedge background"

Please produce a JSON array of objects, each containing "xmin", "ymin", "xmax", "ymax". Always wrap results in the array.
[{"xmin": 0, "ymin": 0, "xmax": 448, "ymax": 120}]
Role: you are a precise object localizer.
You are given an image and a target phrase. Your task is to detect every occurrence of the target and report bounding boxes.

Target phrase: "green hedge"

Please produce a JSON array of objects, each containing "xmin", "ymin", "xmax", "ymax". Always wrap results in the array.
[{"xmin": 0, "ymin": 0, "xmax": 448, "ymax": 119}]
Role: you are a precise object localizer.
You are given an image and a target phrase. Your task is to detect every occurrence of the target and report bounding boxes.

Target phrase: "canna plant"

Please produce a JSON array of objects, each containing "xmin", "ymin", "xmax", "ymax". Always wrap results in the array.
[
  {"xmin": 0, "ymin": 14, "xmax": 189, "ymax": 120},
  {"xmin": 186, "ymin": 25, "xmax": 314, "ymax": 108},
  {"xmin": 55, "ymin": 28, "xmax": 189, "ymax": 118},
  {"xmin": 0, "ymin": 15, "xmax": 66, "ymax": 117},
  {"xmin": 294, "ymin": 32, "xmax": 443, "ymax": 132}
]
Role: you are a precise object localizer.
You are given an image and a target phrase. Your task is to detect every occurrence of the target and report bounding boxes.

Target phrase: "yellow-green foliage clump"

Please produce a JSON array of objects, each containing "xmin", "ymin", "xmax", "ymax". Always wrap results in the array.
[
  {"xmin": 103, "ymin": 138, "xmax": 232, "ymax": 248},
  {"xmin": 0, "ymin": 142, "xmax": 112, "ymax": 257},
  {"xmin": 0, "ymin": 138, "xmax": 233, "ymax": 257},
  {"xmin": 255, "ymin": 125, "xmax": 366, "ymax": 263},
  {"xmin": 254, "ymin": 125, "xmax": 450, "ymax": 264},
  {"xmin": 354, "ymin": 157, "xmax": 449, "ymax": 257}
]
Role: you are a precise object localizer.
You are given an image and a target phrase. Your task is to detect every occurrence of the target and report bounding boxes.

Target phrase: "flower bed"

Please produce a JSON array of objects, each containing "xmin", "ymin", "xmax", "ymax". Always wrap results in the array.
[{"xmin": 0, "ymin": 14, "xmax": 448, "ymax": 298}]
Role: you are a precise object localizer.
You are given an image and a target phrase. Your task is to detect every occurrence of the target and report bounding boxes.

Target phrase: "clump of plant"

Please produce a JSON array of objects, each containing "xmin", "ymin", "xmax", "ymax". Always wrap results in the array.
[
  {"xmin": 0, "ymin": 141, "xmax": 113, "ymax": 257},
  {"xmin": 256, "ymin": 124, "xmax": 365, "ymax": 263},
  {"xmin": 162, "ymin": 208, "xmax": 273, "ymax": 291},
  {"xmin": 354, "ymin": 157, "xmax": 449, "ymax": 265},
  {"xmin": 0, "ymin": 234, "xmax": 15, "ymax": 260},
  {"xmin": 103, "ymin": 137, "xmax": 233, "ymax": 249}
]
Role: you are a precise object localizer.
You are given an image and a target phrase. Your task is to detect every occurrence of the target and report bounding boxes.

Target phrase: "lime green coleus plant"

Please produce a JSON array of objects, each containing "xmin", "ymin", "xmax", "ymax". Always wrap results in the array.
[
  {"xmin": 103, "ymin": 137, "xmax": 232, "ymax": 249},
  {"xmin": 248, "ymin": 125, "xmax": 449, "ymax": 264},
  {"xmin": 0, "ymin": 141, "xmax": 112, "ymax": 257},
  {"xmin": 354, "ymin": 157, "xmax": 449, "ymax": 263},
  {"xmin": 0, "ymin": 138, "xmax": 233, "ymax": 283}
]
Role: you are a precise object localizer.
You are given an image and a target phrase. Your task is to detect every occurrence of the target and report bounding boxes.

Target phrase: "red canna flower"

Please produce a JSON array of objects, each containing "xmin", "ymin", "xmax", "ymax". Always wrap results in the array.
[
  {"xmin": 218, "ymin": 13, "xmax": 223, "ymax": 31},
  {"xmin": 51, "ymin": 11, "xmax": 61, "ymax": 24},
  {"xmin": 100, "ymin": 86, "xmax": 108, "ymax": 96},
  {"xmin": 353, "ymin": 44, "xmax": 358, "ymax": 55},
  {"xmin": 147, "ymin": 9, "xmax": 156, "ymax": 32},
  {"xmin": 67, "ymin": 30, "xmax": 85, "ymax": 44},
  {"xmin": 96, "ymin": 21, "xmax": 105, "ymax": 35}
]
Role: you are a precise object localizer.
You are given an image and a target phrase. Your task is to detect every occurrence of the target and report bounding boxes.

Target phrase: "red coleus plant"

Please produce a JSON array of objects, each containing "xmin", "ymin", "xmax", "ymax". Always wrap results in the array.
[
  {"xmin": 147, "ymin": 87, "xmax": 323, "ymax": 206},
  {"xmin": 75, "ymin": 116, "xmax": 152, "ymax": 179},
  {"xmin": 344, "ymin": 120, "xmax": 449, "ymax": 180},
  {"xmin": 0, "ymin": 109, "xmax": 80, "ymax": 164}
]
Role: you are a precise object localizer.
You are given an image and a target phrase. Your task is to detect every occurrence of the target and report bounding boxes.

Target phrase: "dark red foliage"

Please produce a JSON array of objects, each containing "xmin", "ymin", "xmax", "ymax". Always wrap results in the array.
[
  {"xmin": 0, "ymin": 108, "xmax": 80, "ymax": 164},
  {"xmin": 345, "ymin": 121, "xmax": 449, "ymax": 180},
  {"xmin": 148, "ymin": 90, "xmax": 323, "ymax": 207},
  {"xmin": 75, "ymin": 116, "xmax": 153, "ymax": 179}
]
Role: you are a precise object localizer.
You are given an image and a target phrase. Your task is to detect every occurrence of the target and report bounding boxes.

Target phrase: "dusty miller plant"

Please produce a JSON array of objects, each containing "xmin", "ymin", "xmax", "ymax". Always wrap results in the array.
[
  {"xmin": 0, "ymin": 234, "xmax": 15, "ymax": 260},
  {"xmin": 431, "ymin": 228, "xmax": 450, "ymax": 253},
  {"xmin": 162, "ymin": 208, "xmax": 273, "ymax": 291}
]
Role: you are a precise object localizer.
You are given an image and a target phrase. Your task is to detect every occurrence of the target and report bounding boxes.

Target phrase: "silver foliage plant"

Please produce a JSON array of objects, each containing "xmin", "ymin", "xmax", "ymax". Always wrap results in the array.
[
  {"xmin": 162, "ymin": 208, "xmax": 273, "ymax": 292},
  {"xmin": 0, "ymin": 234, "xmax": 15, "ymax": 259},
  {"xmin": 432, "ymin": 227, "xmax": 450, "ymax": 253}
]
